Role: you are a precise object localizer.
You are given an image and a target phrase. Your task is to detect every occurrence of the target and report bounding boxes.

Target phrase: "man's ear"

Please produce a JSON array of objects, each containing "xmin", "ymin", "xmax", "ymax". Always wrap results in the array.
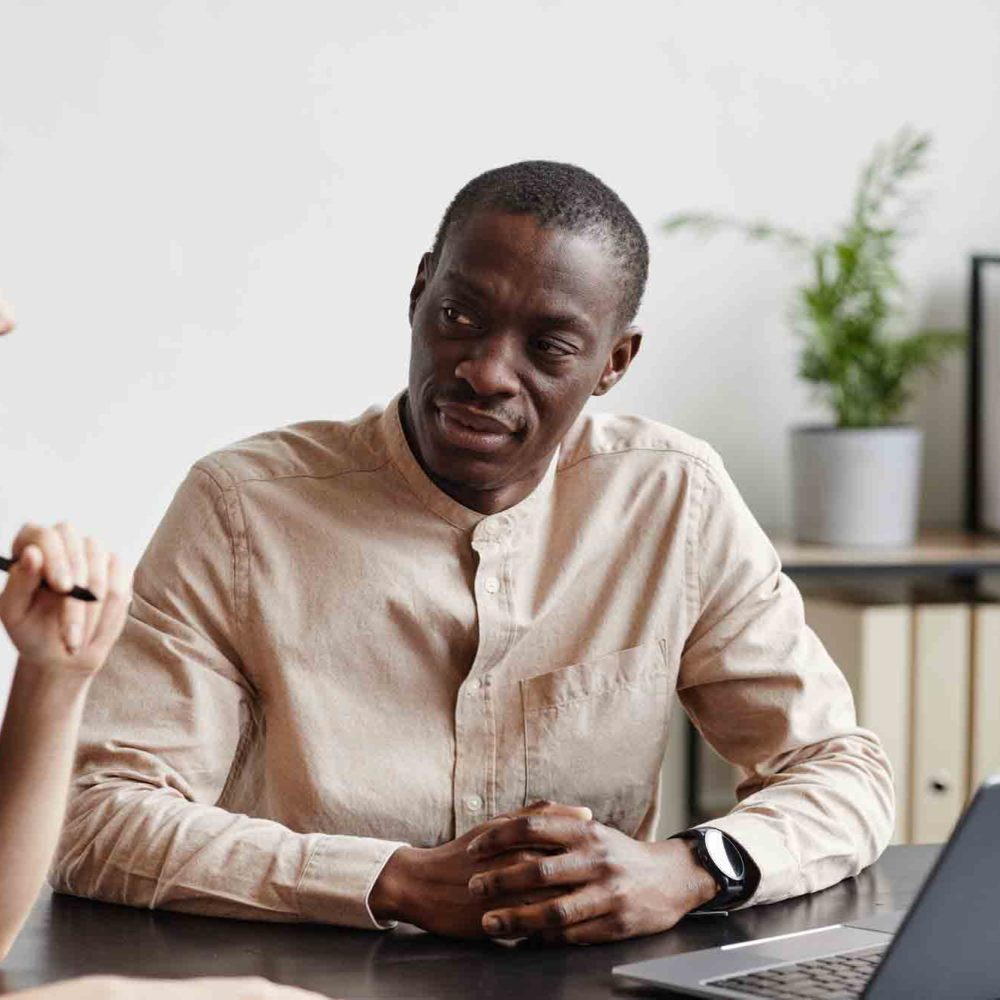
[
  {"xmin": 409, "ymin": 252, "xmax": 433, "ymax": 325},
  {"xmin": 593, "ymin": 327, "xmax": 642, "ymax": 396}
]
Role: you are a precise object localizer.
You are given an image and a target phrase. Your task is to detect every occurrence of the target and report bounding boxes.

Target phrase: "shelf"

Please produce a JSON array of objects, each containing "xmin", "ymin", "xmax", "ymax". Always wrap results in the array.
[{"xmin": 769, "ymin": 529, "xmax": 1000, "ymax": 576}]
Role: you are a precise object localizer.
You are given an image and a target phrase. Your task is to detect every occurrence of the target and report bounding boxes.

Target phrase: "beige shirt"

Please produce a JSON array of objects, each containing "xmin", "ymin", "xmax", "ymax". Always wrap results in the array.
[{"xmin": 52, "ymin": 393, "xmax": 893, "ymax": 929}]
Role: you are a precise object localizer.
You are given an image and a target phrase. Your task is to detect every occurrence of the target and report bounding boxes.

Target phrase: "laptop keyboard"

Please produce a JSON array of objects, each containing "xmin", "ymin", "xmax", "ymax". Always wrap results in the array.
[{"xmin": 705, "ymin": 945, "xmax": 887, "ymax": 998}]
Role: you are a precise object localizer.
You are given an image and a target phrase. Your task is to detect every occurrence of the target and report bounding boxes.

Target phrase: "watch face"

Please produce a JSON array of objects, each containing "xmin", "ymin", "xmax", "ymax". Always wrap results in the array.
[{"xmin": 704, "ymin": 828, "xmax": 744, "ymax": 881}]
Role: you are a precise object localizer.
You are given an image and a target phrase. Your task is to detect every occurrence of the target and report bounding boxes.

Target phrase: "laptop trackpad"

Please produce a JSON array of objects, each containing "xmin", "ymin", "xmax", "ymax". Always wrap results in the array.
[
  {"xmin": 846, "ymin": 910, "xmax": 905, "ymax": 935},
  {"xmin": 745, "ymin": 926, "xmax": 890, "ymax": 966}
]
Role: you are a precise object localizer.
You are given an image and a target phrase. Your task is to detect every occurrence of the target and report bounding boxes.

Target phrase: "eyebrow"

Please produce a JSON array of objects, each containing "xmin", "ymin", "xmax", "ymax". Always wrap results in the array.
[
  {"xmin": 440, "ymin": 268, "xmax": 491, "ymax": 302},
  {"xmin": 533, "ymin": 311, "xmax": 595, "ymax": 338},
  {"xmin": 440, "ymin": 268, "xmax": 597, "ymax": 338}
]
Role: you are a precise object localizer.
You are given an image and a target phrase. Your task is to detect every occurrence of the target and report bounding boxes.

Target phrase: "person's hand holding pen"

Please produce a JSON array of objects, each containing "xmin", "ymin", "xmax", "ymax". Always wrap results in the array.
[
  {"xmin": 0, "ymin": 523, "xmax": 131, "ymax": 677},
  {"xmin": 0, "ymin": 522, "xmax": 132, "ymax": 957}
]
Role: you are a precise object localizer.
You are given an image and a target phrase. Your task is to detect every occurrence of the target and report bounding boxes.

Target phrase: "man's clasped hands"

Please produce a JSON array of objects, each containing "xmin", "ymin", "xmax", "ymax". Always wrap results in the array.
[{"xmin": 370, "ymin": 800, "xmax": 716, "ymax": 944}]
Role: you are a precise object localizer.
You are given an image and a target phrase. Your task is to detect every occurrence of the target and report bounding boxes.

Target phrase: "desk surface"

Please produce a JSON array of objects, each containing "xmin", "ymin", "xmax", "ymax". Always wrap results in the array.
[{"xmin": 0, "ymin": 846, "xmax": 936, "ymax": 999}]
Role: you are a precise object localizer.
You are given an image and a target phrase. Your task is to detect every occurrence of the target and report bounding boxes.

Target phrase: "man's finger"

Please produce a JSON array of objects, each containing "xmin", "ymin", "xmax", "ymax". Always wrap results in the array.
[
  {"xmin": 472, "ymin": 848, "xmax": 549, "ymax": 872},
  {"xmin": 469, "ymin": 849, "xmax": 599, "ymax": 900},
  {"xmin": 535, "ymin": 911, "xmax": 633, "ymax": 945},
  {"xmin": 481, "ymin": 882, "xmax": 611, "ymax": 938},
  {"xmin": 0, "ymin": 543, "xmax": 44, "ymax": 628},
  {"xmin": 470, "ymin": 849, "xmax": 581, "ymax": 909},
  {"xmin": 467, "ymin": 813, "xmax": 592, "ymax": 860},
  {"xmin": 465, "ymin": 803, "xmax": 592, "ymax": 849},
  {"xmin": 496, "ymin": 800, "xmax": 593, "ymax": 822}
]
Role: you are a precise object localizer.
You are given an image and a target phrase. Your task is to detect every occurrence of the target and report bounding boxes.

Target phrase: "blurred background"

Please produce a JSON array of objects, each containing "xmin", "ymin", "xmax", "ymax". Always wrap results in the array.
[{"xmin": 2, "ymin": 0, "xmax": 999, "ymax": 839}]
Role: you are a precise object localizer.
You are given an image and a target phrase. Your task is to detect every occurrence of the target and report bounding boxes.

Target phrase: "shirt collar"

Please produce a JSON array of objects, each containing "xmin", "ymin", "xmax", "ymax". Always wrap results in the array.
[{"xmin": 380, "ymin": 390, "xmax": 559, "ymax": 536}]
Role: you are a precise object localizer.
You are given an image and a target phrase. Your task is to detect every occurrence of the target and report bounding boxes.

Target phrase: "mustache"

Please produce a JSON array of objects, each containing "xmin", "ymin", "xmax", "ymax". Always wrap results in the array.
[{"xmin": 432, "ymin": 392, "xmax": 525, "ymax": 433}]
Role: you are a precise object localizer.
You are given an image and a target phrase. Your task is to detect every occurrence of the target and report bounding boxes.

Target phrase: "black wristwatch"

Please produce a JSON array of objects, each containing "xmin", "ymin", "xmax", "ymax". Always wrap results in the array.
[{"xmin": 671, "ymin": 827, "xmax": 752, "ymax": 912}]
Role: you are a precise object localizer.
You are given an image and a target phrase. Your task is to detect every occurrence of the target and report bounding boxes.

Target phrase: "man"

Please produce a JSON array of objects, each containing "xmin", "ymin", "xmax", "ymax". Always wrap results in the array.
[
  {"xmin": 53, "ymin": 162, "xmax": 893, "ymax": 944},
  {"xmin": 0, "ymin": 297, "xmax": 324, "ymax": 999}
]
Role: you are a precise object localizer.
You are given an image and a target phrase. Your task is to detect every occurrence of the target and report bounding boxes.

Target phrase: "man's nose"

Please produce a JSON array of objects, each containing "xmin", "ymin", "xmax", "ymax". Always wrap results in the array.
[{"xmin": 454, "ymin": 336, "xmax": 519, "ymax": 397}]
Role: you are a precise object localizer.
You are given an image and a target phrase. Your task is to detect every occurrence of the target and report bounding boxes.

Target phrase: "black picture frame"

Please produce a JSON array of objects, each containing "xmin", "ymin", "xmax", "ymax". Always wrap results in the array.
[{"xmin": 966, "ymin": 253, "xmax": 1000, "ymax": 533}]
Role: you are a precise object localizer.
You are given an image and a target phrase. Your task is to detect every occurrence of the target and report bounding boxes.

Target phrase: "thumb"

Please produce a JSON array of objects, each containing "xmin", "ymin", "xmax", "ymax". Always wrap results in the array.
[{"xmin": 500, "ymin": 800, "xmax": 593, "ymax": 822}]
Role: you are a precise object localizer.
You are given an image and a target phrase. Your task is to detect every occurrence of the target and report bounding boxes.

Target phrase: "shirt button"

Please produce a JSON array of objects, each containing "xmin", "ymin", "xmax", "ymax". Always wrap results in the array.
[
  {"xmin": 484, "ymin": 577, "xmax": 500, "ymax": 594},
  {"xmin": 464, "ymin": 794, "xmax": 484, "ymax": 814},
  {"xmin": 466, "ymin": 678, "xmax": 481, "ymax": 694}
]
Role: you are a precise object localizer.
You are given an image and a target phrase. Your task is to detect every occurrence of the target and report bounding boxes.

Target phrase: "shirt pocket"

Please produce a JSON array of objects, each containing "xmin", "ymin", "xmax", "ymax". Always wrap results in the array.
[{"xmin": 519, "ymin": 640, "xmax": 672, "ymax": 836}]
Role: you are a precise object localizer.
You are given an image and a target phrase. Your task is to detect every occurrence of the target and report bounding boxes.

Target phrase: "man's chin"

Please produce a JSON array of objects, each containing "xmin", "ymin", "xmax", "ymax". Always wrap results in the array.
[{"xmin": 424, "ymin": 447, "xmax": 515, "ymax": 496}]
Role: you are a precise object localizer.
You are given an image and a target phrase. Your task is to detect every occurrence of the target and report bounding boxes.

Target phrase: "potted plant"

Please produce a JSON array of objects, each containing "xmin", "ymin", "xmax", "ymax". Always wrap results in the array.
[{"xmin": 662, "ymin": 127, "xmax": 964, "ymax": 547}]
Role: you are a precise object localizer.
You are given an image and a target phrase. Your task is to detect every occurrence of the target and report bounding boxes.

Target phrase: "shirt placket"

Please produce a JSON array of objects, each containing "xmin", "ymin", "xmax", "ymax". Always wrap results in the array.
[{"xmin": 452, "ymin": 512, "xmax": 515, "ymax": 836}]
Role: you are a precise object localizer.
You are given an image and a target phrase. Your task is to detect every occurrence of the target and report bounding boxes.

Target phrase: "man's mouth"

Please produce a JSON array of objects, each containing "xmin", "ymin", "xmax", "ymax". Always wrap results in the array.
[{"xmin": 434, "ymin": 402, "xmax": 520, "ymax": 454}]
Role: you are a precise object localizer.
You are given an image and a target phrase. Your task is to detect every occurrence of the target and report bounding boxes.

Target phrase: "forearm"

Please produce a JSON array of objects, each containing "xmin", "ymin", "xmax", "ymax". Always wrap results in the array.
[
  {"xmin": 0, "ymin": 661, "xmax": 92, "ymax": 958},
  {"xmin": 53, "ymin": 779, "xmax": 404, "ymax": 928},
  {"xmin": 710, "ymin": 729, "xmax": 894, "ymax": 905}
]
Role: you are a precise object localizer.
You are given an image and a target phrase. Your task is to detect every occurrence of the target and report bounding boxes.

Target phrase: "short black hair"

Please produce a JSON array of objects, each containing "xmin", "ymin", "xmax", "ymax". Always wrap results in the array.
[{"xmin": 431, "ymin": 160, "xmax": 649, "ymax": 325}]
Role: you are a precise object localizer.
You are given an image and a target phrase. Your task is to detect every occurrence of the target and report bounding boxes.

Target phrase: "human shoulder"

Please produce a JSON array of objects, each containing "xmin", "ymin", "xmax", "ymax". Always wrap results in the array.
[
  {"xmin": 189, "ymin": 403, "xmax": 390, "ymax": 494},
  {"xmin": 557, "ymin": 409, "xmax": 723, "ymax": 477}
]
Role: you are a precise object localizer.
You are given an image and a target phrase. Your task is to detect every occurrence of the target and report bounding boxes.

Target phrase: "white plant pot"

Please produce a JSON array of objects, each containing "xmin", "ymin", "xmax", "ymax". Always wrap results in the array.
[{"xmin": 790, "ymin": 425, "xmax": 923, "ymax": 547}]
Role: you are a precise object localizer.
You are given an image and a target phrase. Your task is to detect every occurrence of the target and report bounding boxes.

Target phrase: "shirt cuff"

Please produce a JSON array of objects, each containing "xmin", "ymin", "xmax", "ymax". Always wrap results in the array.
[
  {"xmin": 697, "ymin": 813, "xmax": 798, "ymax": 908},
  {"xmin": 296, "ymin": 834, "xmax": 408, "ymax": 929}
]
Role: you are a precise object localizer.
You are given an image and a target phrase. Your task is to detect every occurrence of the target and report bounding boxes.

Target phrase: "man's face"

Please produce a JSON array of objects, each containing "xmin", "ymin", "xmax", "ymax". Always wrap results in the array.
[{"xmin": 405, "ymin": 210, "xmax": 640, "ymax": 505}]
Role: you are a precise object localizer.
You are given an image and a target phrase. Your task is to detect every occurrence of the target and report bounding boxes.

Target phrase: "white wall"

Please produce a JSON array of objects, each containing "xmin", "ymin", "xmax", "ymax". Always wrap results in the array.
[{"xmin": 1, "ymin": 1, "xmax": 998, "ymax": 661}]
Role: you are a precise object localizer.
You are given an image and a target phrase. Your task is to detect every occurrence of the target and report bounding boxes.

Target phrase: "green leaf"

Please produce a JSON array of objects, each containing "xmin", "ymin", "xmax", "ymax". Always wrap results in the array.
[
  {"xmin": 660, "ymin": 126, "xmax": 959, "ymax": 426},
  {"xmin": 661, "ymin": 212, "xmax": 811, "ymax": 253}
]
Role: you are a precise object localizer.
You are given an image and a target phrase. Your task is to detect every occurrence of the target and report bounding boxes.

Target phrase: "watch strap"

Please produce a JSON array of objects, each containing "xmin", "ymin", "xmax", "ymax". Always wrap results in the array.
[{"xmin": 671, "ymin": 828, "xmax": 748, "ymax": 912}]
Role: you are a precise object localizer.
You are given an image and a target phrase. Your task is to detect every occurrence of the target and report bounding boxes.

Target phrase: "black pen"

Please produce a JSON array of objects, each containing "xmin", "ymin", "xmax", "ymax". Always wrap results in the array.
[{"xmin": 0, "ymin": 555, "xmax": 98, "ymax": 602}]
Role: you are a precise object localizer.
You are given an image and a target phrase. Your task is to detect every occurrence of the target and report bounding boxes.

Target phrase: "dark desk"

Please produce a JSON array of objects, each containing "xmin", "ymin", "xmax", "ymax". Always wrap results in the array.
[{"xmin": 1, "ymin": 846, "xmax": 936, "ymax": 998}]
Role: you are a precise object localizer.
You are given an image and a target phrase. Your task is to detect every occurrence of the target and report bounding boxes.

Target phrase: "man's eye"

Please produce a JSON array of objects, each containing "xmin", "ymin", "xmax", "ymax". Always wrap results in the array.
[
  {"xmin": 535, "ymin": 338, "xmax": 572, "ymax": 357},
  {"xmin": 443, "ymin": 306, "xmax": 476, "ymax": 327}
]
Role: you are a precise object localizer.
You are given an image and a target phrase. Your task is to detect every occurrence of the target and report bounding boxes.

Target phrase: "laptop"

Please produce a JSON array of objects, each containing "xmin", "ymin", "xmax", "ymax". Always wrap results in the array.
[{"xmin": 614, "ymin": 774, "xmax": 1000, "ymax": 999}]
